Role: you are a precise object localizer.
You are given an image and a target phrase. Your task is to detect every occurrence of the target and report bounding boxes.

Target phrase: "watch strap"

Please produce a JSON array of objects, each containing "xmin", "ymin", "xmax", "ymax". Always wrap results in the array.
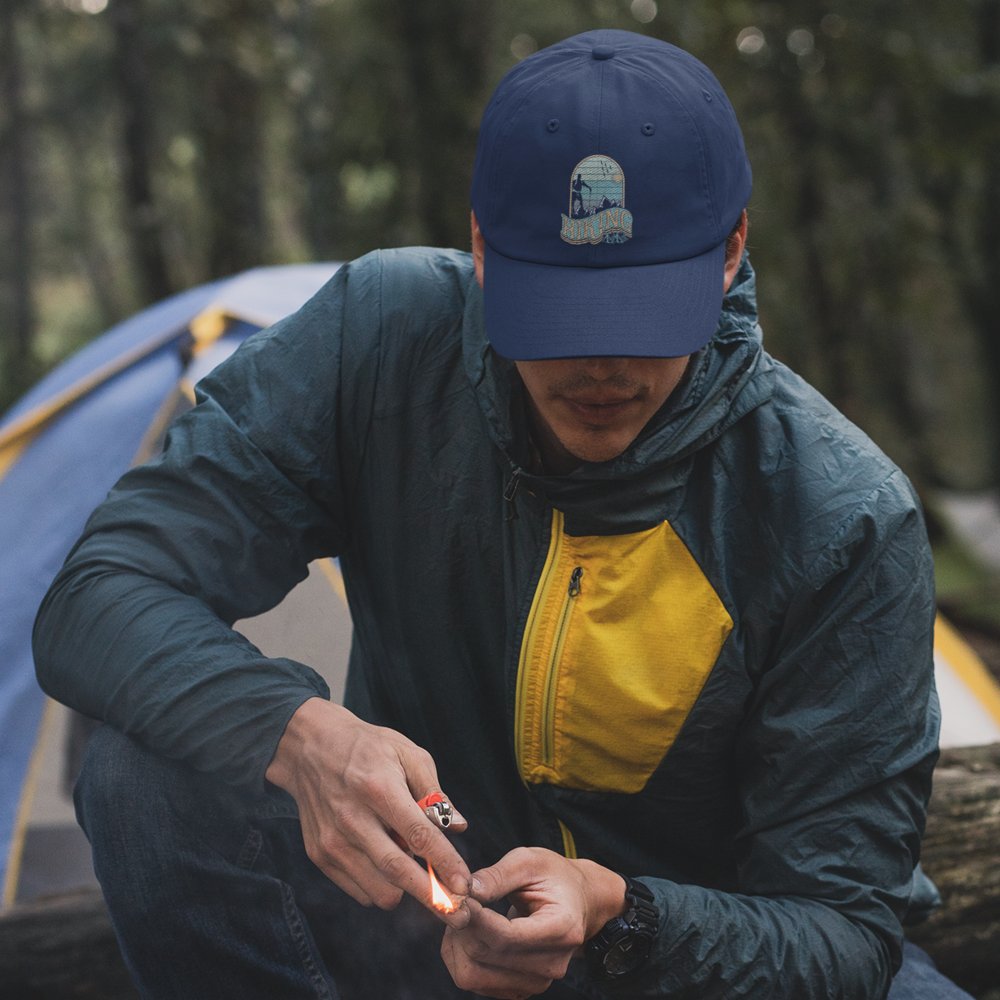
[{"xmin": 586, "ymin": 873, "xmax": 660, "ymax": 979}]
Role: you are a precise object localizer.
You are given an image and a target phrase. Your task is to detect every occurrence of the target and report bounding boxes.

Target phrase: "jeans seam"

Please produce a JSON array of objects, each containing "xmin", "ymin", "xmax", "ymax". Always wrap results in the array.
[
  {"xmin": 235, "ymin": 828, "xmax": 264, "ymax": 870},
  {"xmin": 280, "ymin": 881, "xmax": 336, "ymax": 999}
]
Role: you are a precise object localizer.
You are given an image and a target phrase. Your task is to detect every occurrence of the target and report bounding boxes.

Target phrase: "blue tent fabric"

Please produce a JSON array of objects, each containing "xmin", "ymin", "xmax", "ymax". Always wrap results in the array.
[
  {"xmin": 0, "ymin": 264, "xmax": 339, "ymax": 903},
  {"xmin": 1, "ymin": 282, "xmax": 222, "ymax": 426}
]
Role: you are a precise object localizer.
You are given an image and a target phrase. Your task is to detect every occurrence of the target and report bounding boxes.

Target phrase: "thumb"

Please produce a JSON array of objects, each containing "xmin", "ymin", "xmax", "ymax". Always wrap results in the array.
[{"xmin": 470, "ymin": 847, "xmax": 540, "ymax": 904}]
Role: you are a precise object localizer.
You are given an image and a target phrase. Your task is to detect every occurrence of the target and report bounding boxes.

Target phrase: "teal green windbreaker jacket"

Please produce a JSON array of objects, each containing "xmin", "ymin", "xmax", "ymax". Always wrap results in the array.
[{"xmin": 34, "ymin": 248, "xmax": 939, "ymax": 998}]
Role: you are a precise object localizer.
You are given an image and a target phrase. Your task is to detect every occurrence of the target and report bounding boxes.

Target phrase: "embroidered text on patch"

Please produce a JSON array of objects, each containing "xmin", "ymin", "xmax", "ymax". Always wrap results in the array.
[{"xmin": 560, "ymin": 155, "xmax": 633, "ymax": 246}]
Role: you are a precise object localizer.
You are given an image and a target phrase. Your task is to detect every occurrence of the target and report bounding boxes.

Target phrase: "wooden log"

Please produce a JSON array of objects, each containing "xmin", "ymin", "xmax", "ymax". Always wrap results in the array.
[
  {"xmin": 0, "ymin": 888, "xmax": 135, "ymax": 1000},
  {"xmin": 909, "ymin": 742, "xmax": 1000, "ymax": 998},
  {"xmin": 1, "ymin": 744, "xmax": 998, "ymax": 997}
]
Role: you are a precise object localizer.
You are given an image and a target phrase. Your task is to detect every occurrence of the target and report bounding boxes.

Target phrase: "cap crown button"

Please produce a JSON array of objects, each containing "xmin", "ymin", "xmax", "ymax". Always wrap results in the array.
[{"xmin": 592, "ymin": 44, "xmax": 615, "ymax": 60}]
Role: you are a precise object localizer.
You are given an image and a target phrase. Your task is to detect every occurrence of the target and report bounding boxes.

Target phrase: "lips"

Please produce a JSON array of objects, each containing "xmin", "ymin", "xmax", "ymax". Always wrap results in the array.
[{"xmin": 563, "ymin": 396, "xmax": 638, "ymax": 423}]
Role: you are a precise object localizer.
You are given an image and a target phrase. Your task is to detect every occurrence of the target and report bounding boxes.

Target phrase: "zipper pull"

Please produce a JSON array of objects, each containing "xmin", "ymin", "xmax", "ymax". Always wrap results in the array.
[
  {"xmin": 503, "ymin": 472, "xmax": 521, "ymax": 521},
  {"xmin": 568, "ymin": 566, "xmax": 583, "ymax": 597}
]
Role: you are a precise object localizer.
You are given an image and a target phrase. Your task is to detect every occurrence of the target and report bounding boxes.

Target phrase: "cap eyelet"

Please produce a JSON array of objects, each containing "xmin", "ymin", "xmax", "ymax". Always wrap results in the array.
[
  {"xmin": 641, "ymin": 122, "xmax": 656, "ymax": 136},
  {"xmin": 546, "ymin": 118, "xmax": 560, "ymax": 133}
]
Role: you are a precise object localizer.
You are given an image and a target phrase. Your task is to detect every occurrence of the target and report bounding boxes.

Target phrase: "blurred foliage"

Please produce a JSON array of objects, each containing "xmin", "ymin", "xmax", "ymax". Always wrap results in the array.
[
  {"xmin": 1, "ymin": 0, "xmax": 999, "ymax": 494},
  {"xmin": 934, "ymin": 532, "xmax": 1000, "ymax": 633}
]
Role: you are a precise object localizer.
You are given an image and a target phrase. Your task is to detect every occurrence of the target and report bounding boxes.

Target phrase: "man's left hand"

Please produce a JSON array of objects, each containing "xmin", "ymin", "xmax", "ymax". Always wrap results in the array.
[{"xmin": 440, "ymin": 847, "xmax": 626, "ymax": 999}]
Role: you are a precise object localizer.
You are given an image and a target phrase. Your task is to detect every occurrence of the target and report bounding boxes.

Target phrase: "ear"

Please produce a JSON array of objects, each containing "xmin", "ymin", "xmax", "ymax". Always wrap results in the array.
[
  {"xmin": 723, "ymin": 209, "xmax": 748, "ymax": 293},
  {"xmin": 470, "ymin": 210, "xmax": 485, "ymax": 288}
]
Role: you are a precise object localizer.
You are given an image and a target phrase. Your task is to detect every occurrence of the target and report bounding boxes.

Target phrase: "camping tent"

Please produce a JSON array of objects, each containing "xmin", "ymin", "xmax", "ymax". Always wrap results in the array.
[
  {"xmin": 0, "ymin": 264, "xmax": 341, "ymax": 904},
  {"xmin": 3, "ymin": 262, "xmax": 1000, "ymax": 907}
]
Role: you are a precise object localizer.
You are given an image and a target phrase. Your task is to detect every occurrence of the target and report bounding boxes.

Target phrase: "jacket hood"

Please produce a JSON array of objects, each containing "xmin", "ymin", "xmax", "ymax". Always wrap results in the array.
[{"xmin": 463, "ymin": 254, "xmax": 775, "ymax": 532}]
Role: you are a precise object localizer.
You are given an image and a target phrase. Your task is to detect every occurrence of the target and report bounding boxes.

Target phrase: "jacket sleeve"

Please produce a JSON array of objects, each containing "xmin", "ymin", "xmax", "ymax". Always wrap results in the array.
[
  {"xmin": 33, "ymin": 257, "xmax": 381, "ymax": 791},
  {"xmin": 605, "ymin": 474, "xmax": 939, "ymax": 998}
]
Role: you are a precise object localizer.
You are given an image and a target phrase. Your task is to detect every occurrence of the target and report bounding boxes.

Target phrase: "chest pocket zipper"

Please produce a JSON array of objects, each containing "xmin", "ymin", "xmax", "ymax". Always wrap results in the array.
[{"xmin": 541, "ymin": 566, "xmax": 583, "ymax": 767}]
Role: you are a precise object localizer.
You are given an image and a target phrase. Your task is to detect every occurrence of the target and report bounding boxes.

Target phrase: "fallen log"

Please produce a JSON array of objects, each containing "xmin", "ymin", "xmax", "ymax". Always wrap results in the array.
[
  {"xmin": 1, "ymin": 744, "xmax": 998, "ymax": 999},
  {"xmin": 0, "ymin": 888, "xmax": 135, "ymax": 1000},
  {"xmin": 909, "ymin": 742, "xmax": 1000, "ymax": 999}
]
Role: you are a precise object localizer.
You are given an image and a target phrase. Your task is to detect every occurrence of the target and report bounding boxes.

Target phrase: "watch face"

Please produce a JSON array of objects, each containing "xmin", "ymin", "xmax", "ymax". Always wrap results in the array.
[{"xmin": 603, "ymin": 936, "xmax": 650, "ymax": 977}]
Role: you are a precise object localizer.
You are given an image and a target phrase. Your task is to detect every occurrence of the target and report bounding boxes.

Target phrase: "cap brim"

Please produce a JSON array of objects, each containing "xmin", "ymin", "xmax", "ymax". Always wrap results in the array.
[{"xmin": 482, "ymin": 239, "xmax": 727, "ymax": 360}]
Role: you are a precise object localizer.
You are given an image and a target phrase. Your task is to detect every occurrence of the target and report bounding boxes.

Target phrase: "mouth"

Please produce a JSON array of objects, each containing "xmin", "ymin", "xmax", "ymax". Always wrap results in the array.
[{"xmin": 562, "ymin": 396, "xmax": 639, "ymax": 423}]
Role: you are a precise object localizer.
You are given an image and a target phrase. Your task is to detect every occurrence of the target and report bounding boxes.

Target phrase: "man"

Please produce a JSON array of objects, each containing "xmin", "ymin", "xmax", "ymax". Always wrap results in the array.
[{"xmin": 35, "ymin": 29, "xmax": 966, "ymax": 999}]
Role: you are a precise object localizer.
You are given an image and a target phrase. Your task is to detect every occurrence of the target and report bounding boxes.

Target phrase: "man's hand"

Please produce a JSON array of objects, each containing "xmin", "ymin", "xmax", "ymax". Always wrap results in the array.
[
  {"xmin": 264, "ymin": 697, "xmax": 471, "ymax": 924},
  {"xmin": 441, "ymin": 847, "xmax": 626, "ymax": 999}
]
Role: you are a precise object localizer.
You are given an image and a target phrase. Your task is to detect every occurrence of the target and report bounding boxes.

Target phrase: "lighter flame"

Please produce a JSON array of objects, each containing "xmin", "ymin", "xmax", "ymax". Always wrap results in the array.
[{"xmin": 427, "ymin": 862, "xmax": 457, "ymax": 913}]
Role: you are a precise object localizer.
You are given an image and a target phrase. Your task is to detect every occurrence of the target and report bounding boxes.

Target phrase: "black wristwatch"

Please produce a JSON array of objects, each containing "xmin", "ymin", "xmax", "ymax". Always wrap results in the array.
[{"xmin": 586, "ymin": 874, "xmax": 660, "ymax": 979}]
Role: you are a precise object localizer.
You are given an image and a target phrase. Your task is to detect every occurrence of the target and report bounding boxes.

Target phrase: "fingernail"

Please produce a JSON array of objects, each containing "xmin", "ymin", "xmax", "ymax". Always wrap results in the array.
[
  {"xmin": 453, "ymin": 899, "xmax": 472, "ymax": 928},
  {"xmin": 472, "ymin": 876, "xmax": 485, "ymax": 895}
]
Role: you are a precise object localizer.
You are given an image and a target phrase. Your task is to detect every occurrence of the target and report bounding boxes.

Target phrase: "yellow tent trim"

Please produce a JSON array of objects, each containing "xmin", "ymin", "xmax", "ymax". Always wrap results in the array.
[
  {"xmin": 0, "ymin": 435, "xmax": 33, "ymax": 481},
  {"xmin": 188, "ymin": 309, "xmax": 229, "ymax": 354},
  {"xmin": 1, "ymin": 699, "xmax": 58, "ymax": 909},
  {"xmin": 316, "ymin": 558, "xmax": 347, "ymax": 606},
  {"xmin": 935, "ymin": 613, "xmax": 1000, "ymax": 727},
  {"xmin": 130, "ymin": 381, "xmax": 199, "ymax": 468},
  {"xmin": 190, "ymin": 303, "xmax": 288, "ymax": 353},
  {"xmin": 0, "ymin": 305, "xmax": 241, "ymax": 465},
  {"xmin": 0, "ymin": 327, "xmax": 190, "ymax": 458},
  {"xmin": 137, "ymin": 309, "xmax": 245, "ymax": 459}
]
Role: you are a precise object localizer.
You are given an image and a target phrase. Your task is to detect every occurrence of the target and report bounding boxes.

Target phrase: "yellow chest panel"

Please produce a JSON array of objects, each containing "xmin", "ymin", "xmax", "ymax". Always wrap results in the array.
[{"xmin": 515, "ymin": 510, "xmax": 733, "ymax": 793}]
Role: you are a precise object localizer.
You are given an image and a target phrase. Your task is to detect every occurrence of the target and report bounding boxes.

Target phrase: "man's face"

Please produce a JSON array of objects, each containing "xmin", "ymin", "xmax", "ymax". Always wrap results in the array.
[
  {"xmin": 514, "ymin": 355, "xmax": 690, "ymax": 469},
  {"xmin": 470, "ymin": 209, "xmax": 747, "ymax": 470}
]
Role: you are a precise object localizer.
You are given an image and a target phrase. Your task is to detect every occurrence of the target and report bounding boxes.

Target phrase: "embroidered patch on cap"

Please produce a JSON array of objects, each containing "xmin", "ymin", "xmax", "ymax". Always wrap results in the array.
[{"xmin": 559, "ymin": 155, "xmax": 633, "ymax": 246}]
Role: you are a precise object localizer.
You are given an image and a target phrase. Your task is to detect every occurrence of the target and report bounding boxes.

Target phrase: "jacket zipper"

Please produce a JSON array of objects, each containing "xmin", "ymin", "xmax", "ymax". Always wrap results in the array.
[
  {"xmin": 514, "ymin": 508, "xmax": 563, "ymax": 776},
  {"xmin": 541, "ymin": 566, "xmax": 582, "ymax": 767}
]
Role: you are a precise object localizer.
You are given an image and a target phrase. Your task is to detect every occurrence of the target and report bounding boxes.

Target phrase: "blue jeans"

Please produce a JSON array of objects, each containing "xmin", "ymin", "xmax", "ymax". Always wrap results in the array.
[
  {"xmin": 76, "ymin": 726, "xmax": 973, "ymax": 999},
  {"xmin": 887, "ymin": 943, "xmax": 974, "ymax": 1000}
]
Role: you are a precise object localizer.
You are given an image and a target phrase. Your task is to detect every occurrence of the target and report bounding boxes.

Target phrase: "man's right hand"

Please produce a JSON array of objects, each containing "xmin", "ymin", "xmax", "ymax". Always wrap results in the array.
[{"xmin": 264, "ymin": 697, "xmax": 471, "ymax": 925}]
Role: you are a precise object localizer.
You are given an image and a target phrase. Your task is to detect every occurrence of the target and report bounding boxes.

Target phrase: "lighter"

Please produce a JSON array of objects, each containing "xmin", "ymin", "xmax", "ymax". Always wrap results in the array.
[{"xmin": 417, "ymin": 791, "xmax": 453, "ymax": 830}]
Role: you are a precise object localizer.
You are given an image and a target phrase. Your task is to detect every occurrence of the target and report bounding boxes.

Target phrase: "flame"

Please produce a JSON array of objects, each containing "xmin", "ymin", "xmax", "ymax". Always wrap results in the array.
[{"xmin": 427, "ymin": 862, "xmax": 457, "ymax": 913}]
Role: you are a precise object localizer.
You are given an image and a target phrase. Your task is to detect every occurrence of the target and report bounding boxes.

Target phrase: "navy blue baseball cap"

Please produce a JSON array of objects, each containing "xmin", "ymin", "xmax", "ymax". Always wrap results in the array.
[{"xmin": 470, "ymin": 30, "xmax": 752, "ymax": 360}]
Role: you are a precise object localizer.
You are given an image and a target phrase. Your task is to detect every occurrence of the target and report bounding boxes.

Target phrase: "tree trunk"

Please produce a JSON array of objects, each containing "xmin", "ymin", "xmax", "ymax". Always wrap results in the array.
[
  {"xmin": 375, "ymin": 0, "xmax": 496, "ymax": 249},
  {"xmin": 190, "ymin": 0, "xmax": 270, "ymax": 279},
  {"xmin": 0, "ymin": 0, "xmax": 37, "ymax": 406},
  {"xmin": 108, "ymin": 0, "xmax": 173, "ymax": 305}
]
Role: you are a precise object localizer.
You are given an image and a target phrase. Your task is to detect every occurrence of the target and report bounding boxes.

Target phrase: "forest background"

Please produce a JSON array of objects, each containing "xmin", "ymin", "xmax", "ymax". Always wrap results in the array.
[{"xmin": 2, "ymin": 0, "xmax": 1000, "ymax": 638}]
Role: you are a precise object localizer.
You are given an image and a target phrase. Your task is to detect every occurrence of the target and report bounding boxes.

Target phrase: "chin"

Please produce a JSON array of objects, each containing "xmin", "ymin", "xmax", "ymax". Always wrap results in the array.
[{"xmin": 567, "ymin": 438, "xmax": 633, "ymax": 464}]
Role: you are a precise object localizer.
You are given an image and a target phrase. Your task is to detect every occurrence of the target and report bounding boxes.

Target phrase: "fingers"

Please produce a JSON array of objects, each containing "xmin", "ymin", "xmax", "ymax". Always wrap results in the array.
[
  {"xmin": 441, "ymin": 899, "xmax": 571, "ymax": 998},
  {"xmin": 266, "ymin": 702, "xmax": 472, "ymax": 917},
  {"xmin": 330, "ymin": 796, "xmax": 470, "ymax": 918},
  {"xmin": 300, "ymin": 810, "xmax": 407, "ymax": 907},
  {"xmin": 303, "ymin": 797, "xmax": 470, "ymax": 922},
  {"xmin": 440, "ymin": 850, "xmax": 618, "ymax": 997},
  {"xmin": 470, "ymin": 846, "xmax": 547, "ymax": 904},
  {"xmin": 347, "ymin": 738, "xmax": 470, "ymax": 897},
  {"xmin": 381, "ymin": 790, "xmax": 471, "ymax": 897},
  {"xmin": 464, "ymin": 886, "xmax": 574, "ymax": 951},
  {"xmin": 442, "ymin": 933, "xmax": 554, "ymax": 999}
]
